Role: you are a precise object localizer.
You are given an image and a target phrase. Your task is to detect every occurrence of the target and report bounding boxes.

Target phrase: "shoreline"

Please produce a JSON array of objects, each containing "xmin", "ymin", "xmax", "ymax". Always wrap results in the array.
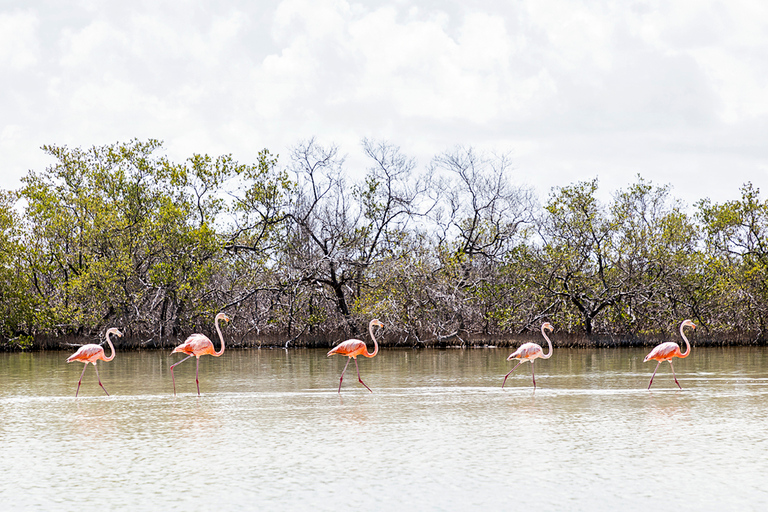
[{"xmin": 4, "ymin": 331, "xmax": 766, "ymax": 352}]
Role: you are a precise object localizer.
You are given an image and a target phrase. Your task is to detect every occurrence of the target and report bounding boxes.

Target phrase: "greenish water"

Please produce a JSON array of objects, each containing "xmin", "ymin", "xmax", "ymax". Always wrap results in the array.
[{"xmin": 1, "ymin": 347, "xmax": 767, "ymax": 510}]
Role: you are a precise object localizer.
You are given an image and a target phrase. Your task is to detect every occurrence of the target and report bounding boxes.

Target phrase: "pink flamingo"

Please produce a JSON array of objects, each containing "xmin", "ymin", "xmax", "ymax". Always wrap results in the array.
[
  {"xmin": 502, "ymin": 322, "xmax": 554, "ymax": 389},
  {"xmin": 327, "ymin": 319, "xmax": 383, "ymax": 393},
  {"xmin": 643, "ymin": 319, "xmax": 696, "ymax": 390},
  {"xmin": 170, "ymin": 312, "xmax": 230, "ymax": 396},
  {"xmin": 66, "ymin": 327, "xmax": 122, "ymax": 397}
]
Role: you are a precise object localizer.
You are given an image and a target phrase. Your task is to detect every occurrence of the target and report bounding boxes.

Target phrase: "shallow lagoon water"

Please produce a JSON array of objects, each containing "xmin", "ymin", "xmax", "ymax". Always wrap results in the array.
[{"xmin": 2, "ymin": 347, "xmax": 767, "ymax": 511}]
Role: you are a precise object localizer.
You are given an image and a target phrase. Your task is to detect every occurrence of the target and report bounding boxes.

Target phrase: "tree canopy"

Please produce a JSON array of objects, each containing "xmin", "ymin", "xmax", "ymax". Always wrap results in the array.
[{"xmin": 1, "ymin": 139, "xmax": 765, "ymax": 349}]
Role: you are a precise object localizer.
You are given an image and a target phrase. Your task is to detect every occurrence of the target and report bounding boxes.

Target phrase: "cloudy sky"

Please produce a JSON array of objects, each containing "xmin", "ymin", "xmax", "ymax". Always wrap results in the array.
[{"xmin": 1, "ymin": 0, "xmax": 767, "ymax": 206}]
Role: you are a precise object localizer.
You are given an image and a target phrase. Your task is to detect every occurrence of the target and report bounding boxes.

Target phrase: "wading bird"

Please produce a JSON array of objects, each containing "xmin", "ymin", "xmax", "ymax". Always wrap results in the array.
[
  {"xmin": 170, "ymin": 312, "xmax": 230, "ymax": 396},
  {"xmin": 643, "ymin": 319, "xmax": 696, "ymax": 390},
  {"xmin": 327, "ymin": 319, "xmax": 383, "ymax": 393},
  {"xmin": 66, "ymin": 327, "xmax": 122, "ymax": 397},
  {"xmin": 502, "ymin": 322, "xmax": 554, "ymax": 389}
]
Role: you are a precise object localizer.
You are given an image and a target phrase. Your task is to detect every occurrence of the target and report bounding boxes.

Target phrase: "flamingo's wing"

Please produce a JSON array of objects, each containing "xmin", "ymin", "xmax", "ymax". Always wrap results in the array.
[
  {"xmin": 327, "ymin": 339, "xmax": 365, "ymax": 357},
  {"xmin": 66, "ymin": 344, "xmax": 103, "ymax": 363},
  {"xmin": 644, "ymin": 342, "xmax": 679, "ymax": 362},
  {"xmin": 508, "ymin": 343, "xmax": 542, "ymax": 361},
  {"xmin": 173, "ymin": 334, "xmax": 212, "ymax": 355}
]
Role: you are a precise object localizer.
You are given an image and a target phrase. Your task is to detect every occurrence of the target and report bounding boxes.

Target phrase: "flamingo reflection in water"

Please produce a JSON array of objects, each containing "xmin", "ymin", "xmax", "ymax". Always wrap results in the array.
[
  {"xmin": 502, "ymin": 322, "xmax": 554, "ymax": 389},
  {"xmin": 327, "ymin": 319, "xmax": 383, "ymax": 393},
  {"xmin": 643, "ymin": 319, "xmax": 696, "ymax": 390},
  {"xmin": 66, "ymin": 327, "xmax": 122, "ymax": 397}
]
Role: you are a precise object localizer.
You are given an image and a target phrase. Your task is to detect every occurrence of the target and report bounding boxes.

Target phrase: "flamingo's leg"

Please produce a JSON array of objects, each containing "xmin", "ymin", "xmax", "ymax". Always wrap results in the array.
[
  {"xmin": 502, "ymin": 361, "xmax": 525, "ymax": 389},
  {"xmin": 170, "ymin": 354, "xmax": 194, "ymax": 396},
  {"xmin": 338, "ymin": 357, "xmax": 351, "ymax": 393},
  {"xmin": 75, "ymin": 363, "xmax": 88, "ymax": 397},
  {"xmin": 531, "ymin": 361, "xmax": 536, "ymax": 389},
  {"xmin": 647, "ymin": 361, "xmax": 662, "ymax": 390},
  {"xmin": 670, "ymin": 361, "xmax": 682, "ymax": 389},
  {"xmin": 195, "ymin": 357, "xmax": 201, "ymax": 396},
  {"xmin": 94, "ymin": 363, "xmax": 109, "ymax": 396},
  {"xmin": 355, "ymin": 358, "xmax": 372, "ymax": 393}
]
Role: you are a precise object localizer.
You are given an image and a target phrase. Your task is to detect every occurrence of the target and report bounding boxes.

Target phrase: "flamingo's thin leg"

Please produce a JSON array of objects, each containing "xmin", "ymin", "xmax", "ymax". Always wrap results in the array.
[
  {"xmin": 355, "ymin": 358, "xmax": 372, "ymax": 393},
  {"xmin": 94, "ymin": 364, "xmax": 109, "ymax": 396},
  {"xmin": 670, "ymin": 361, "xmax": 682, "ymax": 389},
  {"xmin": 647, "ymin": 361, "xmax": 662, "ymax": 390},
  {"xmin": 75, "ymin": 364, "xmax": 88, "ymax": 397},
  {"xmin": 195, "ymin": 357, "xmax": 201, "ymax": 396},
  {"xmin": 502, "ymin": 361, "xmax": 525, "ymax": 389},
  {"xmin": 338, "ymin": 358, "xmax": 351, "ymax": 393},
  {"xmin": 170, "ymin": 354, "xmax": 195, "ymax": 396},
  {"xmin": 531, "ymin": 361, "xmax": 536, "ymax": 389}
]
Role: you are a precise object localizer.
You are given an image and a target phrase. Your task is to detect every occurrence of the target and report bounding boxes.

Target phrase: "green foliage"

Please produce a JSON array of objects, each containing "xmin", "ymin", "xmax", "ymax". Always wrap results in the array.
[
  {"xmin": 16, "ymin": 139, "xmax": 251, "ymax": 339},
  {"xmin": 698, "ymin": 183, "xmax": 768, "ymax": 331},
  {"xmin": 523, "ymin": 176, "xmax": 706, "ymax": 335},
  {"xmin": 0, "ymin": 189, "xmax": 35, "ymax": 341},
  {"xmin": 3, "ymin": 138, "xmax": 767, "ymax": 347},
  {"xmin": 7, "ymin": 335, "xmax": 34, "ymax": 350}
]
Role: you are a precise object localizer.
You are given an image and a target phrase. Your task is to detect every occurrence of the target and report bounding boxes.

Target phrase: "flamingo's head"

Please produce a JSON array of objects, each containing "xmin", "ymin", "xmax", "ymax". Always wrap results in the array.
[
  {"xmin": 542, "ymin": 322, "xmax": 554, "ymax": 332},
  {"xmin": 371, "ymin": 319, "xmax": 384, "ymax": 329},
  {"xmin": 216, "ymin": 312, "xmax": 231, "ymax": 323},
  {"xmin": 682, "ymin": 319, "xmax": 696, "ymax": 330},
  {"xmin": 107, "ymin": 328, "xmax": 123, "ymax": 337}
]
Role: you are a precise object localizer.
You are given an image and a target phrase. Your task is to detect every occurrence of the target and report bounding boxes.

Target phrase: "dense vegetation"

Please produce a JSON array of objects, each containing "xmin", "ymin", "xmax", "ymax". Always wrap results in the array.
[{"xmin": 2, "ymin": 139, "xmax": 767, "ymax": 349}]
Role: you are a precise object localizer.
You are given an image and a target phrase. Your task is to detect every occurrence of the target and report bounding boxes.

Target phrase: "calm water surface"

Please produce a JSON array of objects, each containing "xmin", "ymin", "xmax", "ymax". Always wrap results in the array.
[{"xmin": 2, "ymin": 346, "xmax": 767, "ymax": 511}]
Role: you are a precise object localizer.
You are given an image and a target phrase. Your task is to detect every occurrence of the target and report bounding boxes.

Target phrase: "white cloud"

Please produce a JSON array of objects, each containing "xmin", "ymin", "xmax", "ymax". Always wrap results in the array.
[
  {"xmin": 58, "ymin": 20, "xmax": 126, "ymax": 68},
  {"xmin": 273, "ymin": 0, "xmax": 350, "ymax": 42},
  {"xmin": 526, "ymin": 0, "xmax": 616, "ymax": 73},
  {"xmin": 260, "ymin": 3, "xmax": 558, "ymax": 125},
  {"xmin": 0, "ymin": 0, "xmax": 767, "ymax": 207},
  {"xmin": 621, "ymin": 0, "xmax": 768, "ymax": 123},
  {"xmin": 0, "ymin": 10, "xmax": 39, "ymax": 70}
]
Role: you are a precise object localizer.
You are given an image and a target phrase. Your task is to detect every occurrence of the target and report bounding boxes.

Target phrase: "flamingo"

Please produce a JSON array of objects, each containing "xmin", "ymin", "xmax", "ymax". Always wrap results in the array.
[
  {"xmin": 327, "ymin": 319, "xmax": 383, "ymax": 393},
  {"xmin": 502, "ymin": 322, "xmax": 554, "ymax": 389},
  {"xmin": 170, "ymin": 312, "xmax": 230, "ymax": 396},
  {"xmin": 66, "ymin": 327, "xmax": 122, "ymax": 397},
  {"xmin": 643, "ymin": 319, "xmax": 696, "ymax": 390}
]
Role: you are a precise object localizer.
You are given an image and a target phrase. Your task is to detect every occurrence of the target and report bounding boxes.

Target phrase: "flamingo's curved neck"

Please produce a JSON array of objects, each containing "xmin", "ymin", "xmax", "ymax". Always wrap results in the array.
[
  {"xmin": 213, "ymin": 316, "xmax": 226, "ymax": 356},
  {"xmin": 541, "ymin": 326, "xmax": 553, "ymax": 359},
  {"xmin": 103, "ymin": 331, "xmax": 117, "ymax": 361},
  {"xmin": 365, "ymin": 321, "xmax": 379, "ymax": 358},
  {"xmin": 679, "ymin": 323, "xmax": 692, "ymax": 358}
]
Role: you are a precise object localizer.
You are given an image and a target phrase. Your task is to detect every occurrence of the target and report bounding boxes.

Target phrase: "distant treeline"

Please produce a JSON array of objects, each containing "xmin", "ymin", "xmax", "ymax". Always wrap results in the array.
[{"xmin": 1, "ymin": 138, "xmax": 767, "ymax": 350}]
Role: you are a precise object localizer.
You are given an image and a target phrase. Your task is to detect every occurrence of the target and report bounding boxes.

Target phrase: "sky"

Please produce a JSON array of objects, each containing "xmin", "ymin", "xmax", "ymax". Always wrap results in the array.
[{"xmin": 1, "ymin": 0, "xmax": 767, "ymax": 207}]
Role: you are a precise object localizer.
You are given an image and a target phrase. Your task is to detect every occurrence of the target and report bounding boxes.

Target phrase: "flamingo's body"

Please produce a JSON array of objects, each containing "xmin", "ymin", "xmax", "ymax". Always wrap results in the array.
[
  {"xmin": 170, "ymin": 312, "xmax": 230, "ymax": 396},
  {"xmin": 327, "ymin": 319, "xmax": 383, "ymax": 393},
  {"xmin": 644, "ymin": 319, "xmax": 696, "ymax": 390},
  {"xmin": 66, "ymin": 327, "xmax": 122, "ymax": 397},
  {"xmin": 502, "ymin": 322, "xmax": 554, "ymax": 389}
]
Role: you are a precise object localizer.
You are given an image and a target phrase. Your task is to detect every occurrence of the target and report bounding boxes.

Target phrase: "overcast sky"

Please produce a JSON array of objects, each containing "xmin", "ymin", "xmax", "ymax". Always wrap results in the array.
[{"xmin": 1, "ymin": 0, "xmax": 767, "ymax": 207}]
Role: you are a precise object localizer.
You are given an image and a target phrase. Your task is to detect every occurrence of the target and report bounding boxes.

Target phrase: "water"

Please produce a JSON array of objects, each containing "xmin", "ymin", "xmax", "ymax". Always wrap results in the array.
[{"xmin": 2, "ymin": 347, "xmax": 767, "ymax": 511}]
